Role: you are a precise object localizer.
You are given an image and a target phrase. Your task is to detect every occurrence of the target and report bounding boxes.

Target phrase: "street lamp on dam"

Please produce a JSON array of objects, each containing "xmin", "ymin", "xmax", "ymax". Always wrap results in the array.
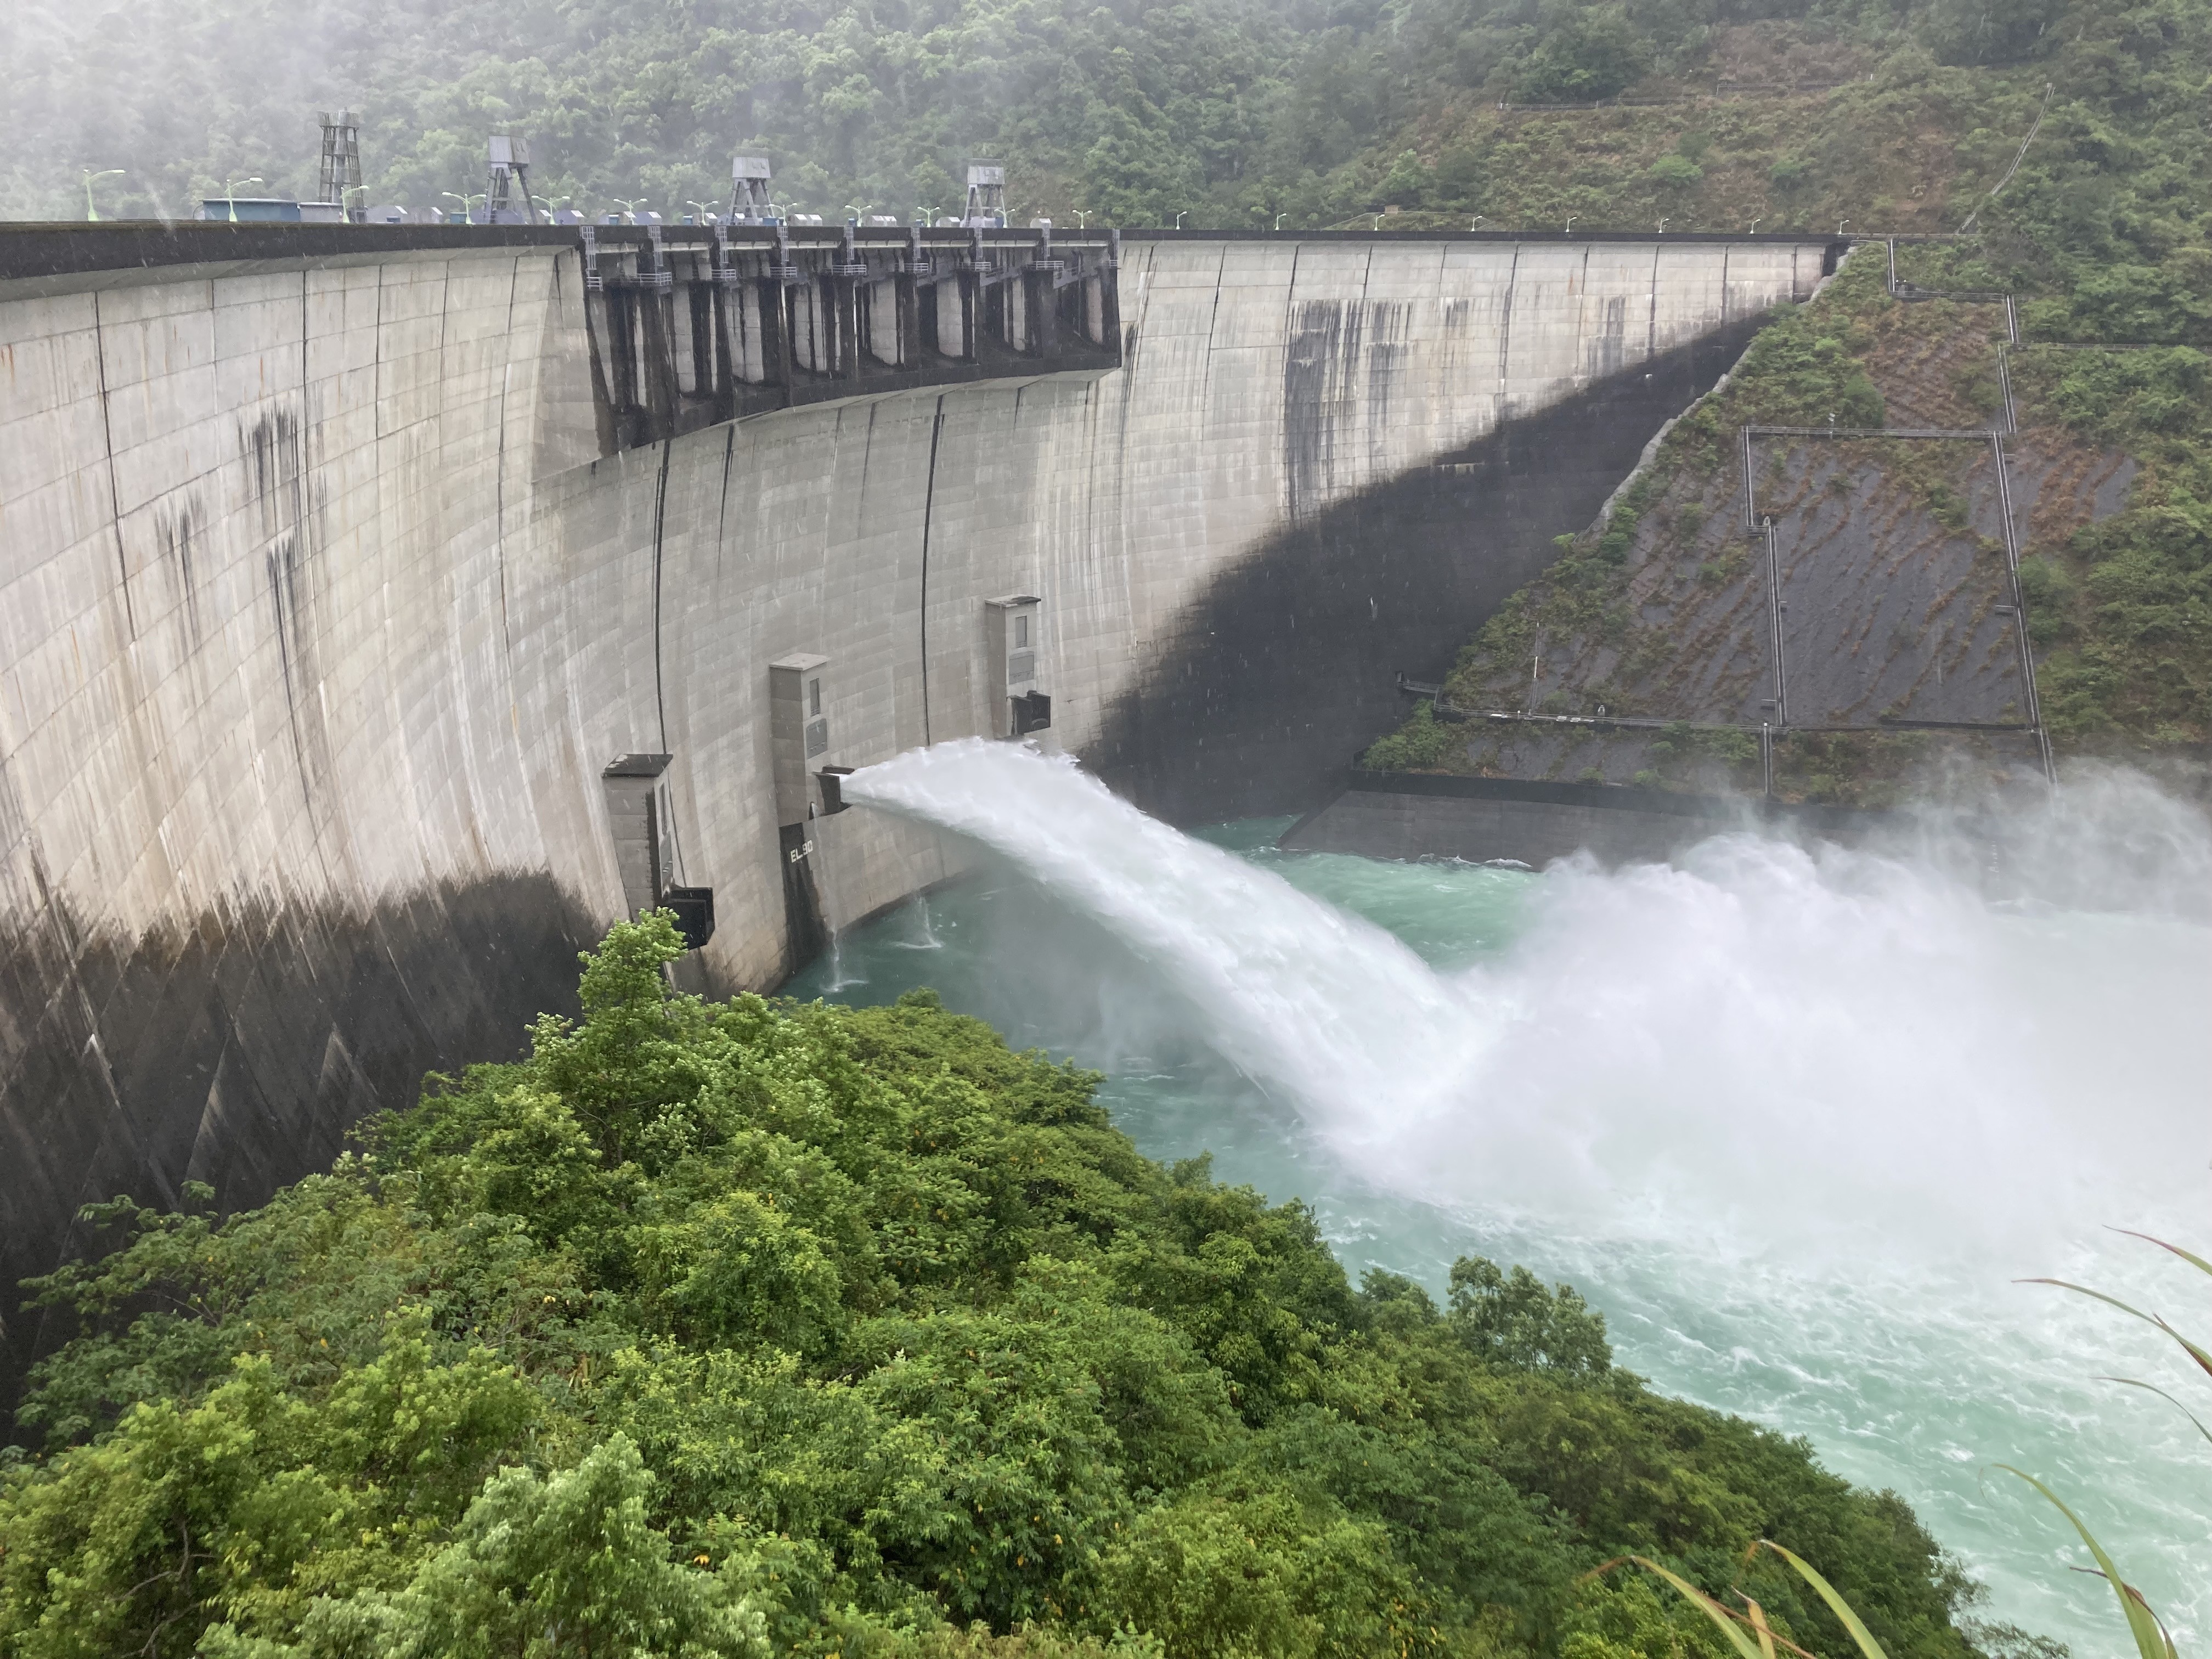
[
  {"xmin": 220, "ymin": 178, "xmax": 263, "ymax": 221},
  {"xmin": 82, "ymin": 169, "xmax": 124, "ymax": 221}
]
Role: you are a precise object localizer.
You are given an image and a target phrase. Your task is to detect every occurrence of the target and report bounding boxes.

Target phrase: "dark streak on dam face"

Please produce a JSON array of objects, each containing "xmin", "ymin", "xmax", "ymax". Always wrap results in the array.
[
  {"xmin": 1087, "ymin": 314, "xmax": 1775, "ymax": 825},
  {"xmin": 0, "ymin": 875, "xmax": 597, "ymax": 1403}
]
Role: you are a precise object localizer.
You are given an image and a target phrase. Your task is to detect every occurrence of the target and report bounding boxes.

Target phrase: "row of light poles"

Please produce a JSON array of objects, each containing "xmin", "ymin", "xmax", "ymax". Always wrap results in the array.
[
  {"xmin": 74, "ymin": 168, "xmax": 922, "ymax": 228},
  {"xmin": 80, "ymin": 168, "xmax": 595, "ymax": 225},
  {"xmin": 1242, "ymin": 210, "xmax": 1855, "ymax": 234},
  {"xmin": 80, "ymin": 167, "xmax": 1860, "ymax": 237},
  {"xmin": 76, "ymin": 159, "xmax": 1121, "ymax": 231}
]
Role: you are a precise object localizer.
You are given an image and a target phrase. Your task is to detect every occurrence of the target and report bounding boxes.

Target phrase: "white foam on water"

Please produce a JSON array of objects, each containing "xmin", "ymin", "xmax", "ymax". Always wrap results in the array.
[
  {"xmin": 1404, "ymin": 830, "xmax": 2211, "ymax": 1255},
  {"xmin": 843, "ymin": 739, "xmax": 2212, "ymax": 1649}
]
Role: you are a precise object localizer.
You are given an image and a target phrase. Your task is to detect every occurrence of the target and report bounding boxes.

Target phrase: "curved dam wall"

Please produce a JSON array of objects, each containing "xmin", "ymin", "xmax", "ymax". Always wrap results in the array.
[{"xmin": 0, "ymin": 227, "xmax": 1830, "ymax": 1387}]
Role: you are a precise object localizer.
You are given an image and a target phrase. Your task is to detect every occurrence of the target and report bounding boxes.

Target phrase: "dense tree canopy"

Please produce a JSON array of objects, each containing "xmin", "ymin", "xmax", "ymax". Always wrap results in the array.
[{"xmin": 2, "ymin": 915, "xmax": 1987, "ymax": 1658}]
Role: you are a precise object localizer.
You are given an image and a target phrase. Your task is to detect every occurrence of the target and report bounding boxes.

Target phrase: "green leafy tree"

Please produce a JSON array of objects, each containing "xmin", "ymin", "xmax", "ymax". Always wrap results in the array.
[
  {"xmin": 1381, "ymin": 148, "xmax": 1432, "ymax": 207},
  {"xmin": 1448, "ymin": 1257, "xmax": 1613, "ymax": 1378},
  {"xmin": 1515, "ymin": 5, "xmax": 1656, "ymax": 103},
  {"xmin": 201, "ymin": 1436, "xmax": 770, "ymax": 1658}
]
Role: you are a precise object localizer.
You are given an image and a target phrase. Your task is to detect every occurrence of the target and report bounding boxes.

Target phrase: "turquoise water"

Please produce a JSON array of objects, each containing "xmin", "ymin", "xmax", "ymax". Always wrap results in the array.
[{"xmin": 790, "ymin": 813, "xmax": 2212, "ymax": 1653}]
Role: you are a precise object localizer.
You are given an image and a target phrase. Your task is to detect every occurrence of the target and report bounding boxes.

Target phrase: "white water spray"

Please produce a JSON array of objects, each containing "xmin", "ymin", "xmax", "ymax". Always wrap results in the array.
[
  {"xmin": 807, "ymin": 828, "xmax": 866, "ymax": 992},
  {"xmin": 890, "ymin": 893, "xmax": 945, "ymax": 952},
  {"xmin": 844, "ymin": 738, "xmax": 2212, "ymax": 1645},
  {"xmin": 845, "ymin": 738, "xmax": 1493, "ymax": 1138},
  {"xmin": 847, "ymin": 740, "xmax": 2210, "ymax": 1252}
]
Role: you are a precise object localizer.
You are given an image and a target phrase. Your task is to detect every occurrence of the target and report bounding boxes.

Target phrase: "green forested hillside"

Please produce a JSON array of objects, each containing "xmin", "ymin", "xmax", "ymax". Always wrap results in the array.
[
  {"xmin": 2, "ymin": 0, "xmax": 1316, "ymax": 223},
  {"xmin": 4, "ymin": 0, "xmax": 2201, "ymax": 236},
  {"xmin": 1, "ymin": 916, "xmax": 1993, "ymax": 1659}
]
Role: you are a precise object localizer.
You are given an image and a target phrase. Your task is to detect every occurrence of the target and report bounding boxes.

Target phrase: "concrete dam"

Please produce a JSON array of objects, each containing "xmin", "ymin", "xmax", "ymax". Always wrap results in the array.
[{"xmin": 0, "ymin": 218, "xmax": 1837, "ymax": 1386}]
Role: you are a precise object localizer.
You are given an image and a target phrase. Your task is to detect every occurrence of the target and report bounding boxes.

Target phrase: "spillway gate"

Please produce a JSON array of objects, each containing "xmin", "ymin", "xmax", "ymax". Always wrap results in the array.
[{"xmin": 580, "ymin": 223, "xmax": 1125, "ymax": 448}]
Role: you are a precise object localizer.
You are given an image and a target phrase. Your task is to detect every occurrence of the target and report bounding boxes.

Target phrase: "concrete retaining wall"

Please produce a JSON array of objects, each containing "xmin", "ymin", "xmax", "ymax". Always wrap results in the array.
[{"xmin": 0, "ymin": 230, "xmax": 1827, "ymax": 1388}]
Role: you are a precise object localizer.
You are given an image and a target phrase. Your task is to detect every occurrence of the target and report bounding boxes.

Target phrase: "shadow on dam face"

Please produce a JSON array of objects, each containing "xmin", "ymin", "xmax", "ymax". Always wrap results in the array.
[
  {"xmin": 0, "ymin": 873, "xmax": 598, "ymax": 1411},
  {"xmin": 1086, "ymin": 312, "xmax": 1776, "ymax": 826}
]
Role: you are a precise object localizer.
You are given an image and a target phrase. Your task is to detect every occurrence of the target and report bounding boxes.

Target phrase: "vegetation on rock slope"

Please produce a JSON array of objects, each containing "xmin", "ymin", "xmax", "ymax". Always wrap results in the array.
[
  {"xmin": 1362, "ymin": 247, "xmax": 2207, "ymax": 793},
  {"xmin": 1361, "ymin": 0, "xmax": 2211, "ymax": 790},
  {"xmin": 2, "ymin": 915, "xmax": 1999, "ymax": 1659}
]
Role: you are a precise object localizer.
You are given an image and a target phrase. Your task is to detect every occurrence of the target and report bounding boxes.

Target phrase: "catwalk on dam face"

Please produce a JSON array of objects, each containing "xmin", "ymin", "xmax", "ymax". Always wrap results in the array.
[{"xmin": 0, "ymin": 223, "xmax": 1835, "ymax": 1396}]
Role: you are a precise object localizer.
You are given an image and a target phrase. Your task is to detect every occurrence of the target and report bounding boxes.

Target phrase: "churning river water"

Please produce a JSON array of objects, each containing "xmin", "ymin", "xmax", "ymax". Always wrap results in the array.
[{"xmin": 790, "ymin": 740, "xmax": 2212, "ymax": 1654}]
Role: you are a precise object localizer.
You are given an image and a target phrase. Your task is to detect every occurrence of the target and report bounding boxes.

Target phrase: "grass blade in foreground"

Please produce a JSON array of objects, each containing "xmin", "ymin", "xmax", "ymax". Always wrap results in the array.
[
  {"xmin": 2099, "ymin": 1375, "xmax": 2212, "ymax": 1451},
  {"xmin": 2017, "ymin": 1278, "xmax": 2212, "ymax": 1381},
  {"xmin": 1585, "ymin": 1558, "xmax": 1768, "ymax": 1659},
  {"xmin": 1748, "ymin": 1542, "xmax": 1889, "ymax": 1659},
  {"xmin": 2109, "ymin": 1229, "xmax": 2212, "ymax": 1283},
  {"xmin": 1993, "ymin": 1467, "xmax": 2174, "ymax": 1659},
  {"xmin": 1742, "ymin": 1596, "xmax": 1780, "ymax": 1659}
]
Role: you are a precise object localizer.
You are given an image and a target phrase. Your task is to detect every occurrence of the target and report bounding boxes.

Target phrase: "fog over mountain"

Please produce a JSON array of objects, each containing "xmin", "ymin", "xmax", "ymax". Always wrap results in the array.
[
  {"xmin": 1, "ymin": 0, "xmax": 1312, "ymax": 223},
  {"xmin": 2, "ymin": 0, "xmax": 2090, "ymax": 225}
]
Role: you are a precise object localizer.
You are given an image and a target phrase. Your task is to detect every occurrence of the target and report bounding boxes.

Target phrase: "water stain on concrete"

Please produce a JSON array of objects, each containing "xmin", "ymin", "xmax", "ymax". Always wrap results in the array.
[
  {"xmin": 0, "ymin": 871, "xmax": 599, "ymax": 1412},
  {"xmin": 153, "ymin": 497, "xmax": 206, "ymax": 646}
]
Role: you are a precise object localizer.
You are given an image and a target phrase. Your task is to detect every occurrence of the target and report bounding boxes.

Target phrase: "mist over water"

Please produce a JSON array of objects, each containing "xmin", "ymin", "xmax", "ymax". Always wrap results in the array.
[{"xmin": 830, "ymin": 738, "xmax": 2212, "ymax": 1651}]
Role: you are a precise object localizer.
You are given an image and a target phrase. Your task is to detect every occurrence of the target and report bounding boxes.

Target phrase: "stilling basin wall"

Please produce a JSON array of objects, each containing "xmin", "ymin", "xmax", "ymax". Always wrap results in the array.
[{"xmin": 0, "ymin": 230, "xmax": 1826, "ymax": 1389}]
